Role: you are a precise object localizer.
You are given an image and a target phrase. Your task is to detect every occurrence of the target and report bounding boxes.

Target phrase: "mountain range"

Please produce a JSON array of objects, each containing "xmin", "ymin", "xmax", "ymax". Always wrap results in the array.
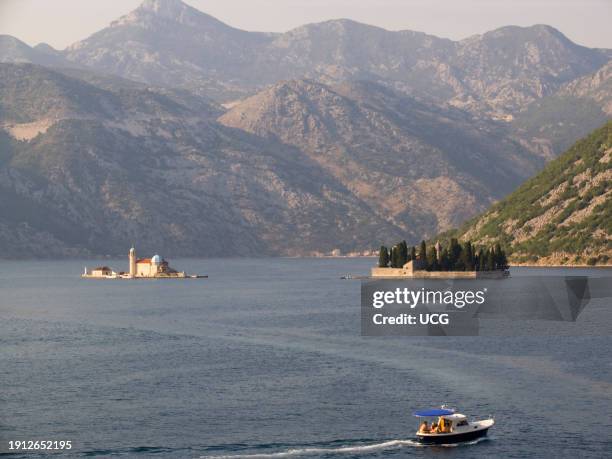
[
  {"xmin": 0, "ymin": 0, "xmax": 610, "ymax": 258},
  {"xmin": 62, "ymin": 0, "xmax": 612, "ymax": 118},
  {"xmin": 0, "ymin": 63, "xmax": 412, "ymax": 257},
  {"xmin": 0, "ymin": 63, "xmax": 537, "ymax": 257}
]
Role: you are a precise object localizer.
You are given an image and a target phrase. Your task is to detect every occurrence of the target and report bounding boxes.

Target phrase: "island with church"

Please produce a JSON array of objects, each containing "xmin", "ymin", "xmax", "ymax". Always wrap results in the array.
[
  {"xmin": 82, "ymin": 246, "xmax": 206, "ymax": 279},
  {"xmin": 371, "ymin": 238, "xmax": 510, "ymax": 279}
]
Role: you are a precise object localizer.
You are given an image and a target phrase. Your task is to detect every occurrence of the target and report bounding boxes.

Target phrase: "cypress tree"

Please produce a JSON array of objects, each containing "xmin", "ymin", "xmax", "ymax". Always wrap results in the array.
[
  {"xmin": 399, "ymin": 240, "xmax": 408, "ymax": 267},
  {"xmin": 493, "ymin": 244, "xmax": 499, "ymax": 270},
  {"xmin": 486, "ymin": 248, "xmax": 495, "ymax": 271},
  {"xmin": 419, "ymin": 240, "xmax": 427, "ymax": 262},
  {"xmin": 462, "ymin": 241, "xmax": 474, "ymax": 271},
  {"xmin": 427, "ymin": 246, "xmax": 440, "ymax": 271},
  {"xmin": 449, "ymin": 238, "xmax": 462, "ymax": 270},
  {"xmin": 494, "ymin": 243, "xmax": 507, "ymax": 270},
  {"xmin": 440, "ymin": 248, "xmax": 450, "ymax": 271},
  {"xmin": 378, "ymin": 246, "xmax": 389, "ymax": 268},
  {"xmin": 410, "ymin": 246, "xmax": 417, "ymax": 261},
  {"xmin": 499, "ymin": 247, "xmax": 509, "ymax": 270},
  {"xmin": 478, "ymin": 248, "xmax": 486, "ymax": 271},
  {"xmin": 391, "ymin": 245, "xmax": 401, "ymax": 268},
  {"xmin": 470, "ymin": 242, "xmax": 476, "ymax": 270},
  {"xmin": 455, "ymin": 241, "xmax": 466, "ymax": 271}
]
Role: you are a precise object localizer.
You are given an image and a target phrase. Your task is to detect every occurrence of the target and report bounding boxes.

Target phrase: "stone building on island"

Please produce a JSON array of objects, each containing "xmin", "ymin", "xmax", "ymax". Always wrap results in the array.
[
  {"xmin": 83, "ymin": 246, "xmax": 191, "ymax": 279},
  {"xmin": 88, "ymin": 266, "xmax": 114, "ymax": 278},
  {"xmin": 129, "ymin": 247, "xmax": 184, "ymax": 278}
]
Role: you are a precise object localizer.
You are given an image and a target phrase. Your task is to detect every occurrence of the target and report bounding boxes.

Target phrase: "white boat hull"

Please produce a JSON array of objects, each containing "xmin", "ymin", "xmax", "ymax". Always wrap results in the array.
[{"xmin": 416, "ymin": 419, "xmax": 494, "ymax": 444}]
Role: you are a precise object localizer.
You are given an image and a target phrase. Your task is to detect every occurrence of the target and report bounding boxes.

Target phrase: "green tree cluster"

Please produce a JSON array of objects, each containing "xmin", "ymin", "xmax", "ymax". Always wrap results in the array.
[
  {"xmin": 378, "ymin": 240, "xmax": 415, "ymax": 268},
  {"xmin": 378, "ymin": 238, "xmax": 509, "ymax": 271}
]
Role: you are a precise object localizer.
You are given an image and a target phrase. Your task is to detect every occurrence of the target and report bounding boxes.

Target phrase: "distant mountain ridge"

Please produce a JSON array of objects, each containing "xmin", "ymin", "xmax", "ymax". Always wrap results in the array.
[
  {"xmin": 0, "ymin": 35, "xmax": 69, "ymax": 67},
  {"xmin": 2, "ymin": 0, "xmax": 610, "ymax": 119},
  {"xmin": 64, "ymin": 3, "xmax": 610, "ymax": 117}
]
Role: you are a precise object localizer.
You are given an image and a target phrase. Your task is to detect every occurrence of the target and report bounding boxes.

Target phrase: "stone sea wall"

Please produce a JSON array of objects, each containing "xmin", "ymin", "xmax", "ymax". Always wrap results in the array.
[{"xmin": 370, "ymin": 268, "xmax": 508, "ymax": 279}]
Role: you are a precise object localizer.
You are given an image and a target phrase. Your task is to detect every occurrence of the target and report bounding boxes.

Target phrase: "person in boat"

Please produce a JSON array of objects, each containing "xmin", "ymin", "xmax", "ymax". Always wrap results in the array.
[
  {"xmin": 418, "ymin": 421, "xmax": 430, "ymax": 433},
  {"xmin": 438, "ymin": 417, "xmax": 451, "ymax": 433}
]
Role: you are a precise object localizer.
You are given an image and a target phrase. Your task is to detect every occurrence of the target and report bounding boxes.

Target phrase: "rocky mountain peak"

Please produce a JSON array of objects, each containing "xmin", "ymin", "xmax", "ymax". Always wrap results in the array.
[
  {"xmin": 0, "ymin": 34, "xmax": 25, "ymax": 48},
  {"xmin": 489, "ymin": 24, "xmax": 561, "ymax": 38},
  {"xmin": 223, "ymin": 79, "xmax": 345, "ymax": 120},
  {"xmin": 138, "ymin": 0, "xmax": 189, "ymax": 18},
  {"xmin": 459, "ymin": 24, "xmax": 579, "ymax": 55},
  {"xmin": 112, "ymin": 0, "xmax": 223, "ymax": 29},
  {"xmin": 34, "ymin": 43, "xmax": 59, "ymax": 55},
  {"xmin": 0, "ymin": 36, "xmax": 68, "ymax": 66},
  {"xmin": 297, "ymin": 18, "xmax": 378, "ymax": 33},
  {"xmin": 272, "ymin": 78, "xmax": 331, "ymax": 95}
]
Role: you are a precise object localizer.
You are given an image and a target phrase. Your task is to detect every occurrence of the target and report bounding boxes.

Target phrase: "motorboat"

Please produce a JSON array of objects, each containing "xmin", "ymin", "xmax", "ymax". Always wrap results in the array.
[{"xmin": 414, "ymin": 407, "xmax": 494, "ymax": 444}]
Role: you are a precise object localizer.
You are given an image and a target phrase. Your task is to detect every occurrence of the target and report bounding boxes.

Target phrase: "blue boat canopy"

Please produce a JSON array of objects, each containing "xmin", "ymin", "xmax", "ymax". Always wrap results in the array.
[{"xmin": 414, "ymin": 408, "xmax": 455, "ymax": 417}]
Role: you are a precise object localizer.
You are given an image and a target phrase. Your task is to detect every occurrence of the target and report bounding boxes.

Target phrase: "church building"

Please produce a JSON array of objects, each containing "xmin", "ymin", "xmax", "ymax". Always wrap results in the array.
[
  {"xmin": 129, "ymin": 247, "xmax": 180, "ymax": 277},
  {"xmin": 83, "ymin": 246, "xmax": 189, "ymax": 279}
]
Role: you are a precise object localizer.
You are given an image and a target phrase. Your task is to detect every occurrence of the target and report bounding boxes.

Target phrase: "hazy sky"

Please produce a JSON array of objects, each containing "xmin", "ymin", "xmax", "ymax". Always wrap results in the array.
[{"xmin": 0, "ymin": 0, "xmax": 610, "ymax": 50}]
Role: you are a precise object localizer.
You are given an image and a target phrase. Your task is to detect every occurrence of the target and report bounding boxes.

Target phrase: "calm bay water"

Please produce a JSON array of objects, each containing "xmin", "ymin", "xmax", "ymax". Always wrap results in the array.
[{"xmin": 0, "ymin": 258, "xmax": 611, "ymax": 458}]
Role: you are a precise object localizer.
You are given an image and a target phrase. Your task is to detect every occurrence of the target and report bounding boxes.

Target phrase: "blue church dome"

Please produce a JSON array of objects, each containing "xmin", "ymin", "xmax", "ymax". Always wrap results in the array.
[{"xmin": 151, "ymin": 254, "xmax": 162, "ymax": 264}]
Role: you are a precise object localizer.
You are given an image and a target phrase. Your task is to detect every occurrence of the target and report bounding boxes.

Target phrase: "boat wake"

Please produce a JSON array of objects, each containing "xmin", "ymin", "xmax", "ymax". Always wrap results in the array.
[{"xmin": 199, "ymin": 437, "xmax": 490, "ymax": 458}]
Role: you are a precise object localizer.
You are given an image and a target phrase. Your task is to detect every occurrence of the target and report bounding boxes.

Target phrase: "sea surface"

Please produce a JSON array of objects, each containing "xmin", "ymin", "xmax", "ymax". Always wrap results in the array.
[{"xmin": 0, "ymin": 258, "xmax": 611, "ymax": 458}]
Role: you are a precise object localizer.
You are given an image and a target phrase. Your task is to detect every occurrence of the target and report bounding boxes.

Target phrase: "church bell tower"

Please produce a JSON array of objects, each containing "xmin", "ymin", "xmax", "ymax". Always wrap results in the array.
[{"xmin": 129, "ymin": 246, "xmax": 136, "ymax": 277}]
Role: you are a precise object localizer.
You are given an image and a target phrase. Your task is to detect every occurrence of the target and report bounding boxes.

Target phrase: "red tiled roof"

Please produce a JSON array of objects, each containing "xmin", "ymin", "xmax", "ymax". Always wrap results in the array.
[{"xmin": 136, "ymin": 258, "xmax": 152, "ymax": 264}]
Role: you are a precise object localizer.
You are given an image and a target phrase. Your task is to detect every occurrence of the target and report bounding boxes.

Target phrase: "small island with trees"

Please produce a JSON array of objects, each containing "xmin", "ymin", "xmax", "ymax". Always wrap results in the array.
[{"xmin": 372, "ymin": 238, "xmax": 509, "ymax": 279}]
